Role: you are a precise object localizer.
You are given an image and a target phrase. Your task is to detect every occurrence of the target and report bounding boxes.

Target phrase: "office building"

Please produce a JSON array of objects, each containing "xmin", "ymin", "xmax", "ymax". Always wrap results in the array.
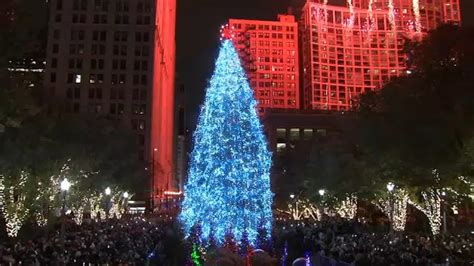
[
  {"xmin": 226, "ymin": 15, "xmax": 300, "ymax": 113},
  {"xmin": 300, "ymin": 0, "xmax": 461, "ymax": 110},
  {"xmin": 43, "ymin": 0, "xmax": 176, "ymax": 200}
]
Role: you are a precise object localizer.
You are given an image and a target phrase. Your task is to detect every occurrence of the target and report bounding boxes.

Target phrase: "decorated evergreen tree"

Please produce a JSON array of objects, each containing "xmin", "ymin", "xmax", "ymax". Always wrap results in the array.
[
  {"xmin": 191, "ymin": 244, "xmax": 203, "ymax": 266},
  {"xmin": 239, "ymin": 231, "xmax": 251, "ymax": 256},
  {"xmin": 186, "ymin": 224, "xmax": 205, "ymax": 265},
  {"xmin": 189, "ymin": 224, "xmax": 203, "ymax": 247},
  {"xmin": 256, "ymin": 220, "xmax": 272, "ymax": 252},
  {"xmin": 223, "ymin": 230, "xmax": 238, "ymax": 254},
  {"xmin": 179, "ymin": 39, "xmax": 273, "ymax": 244},
  {"xmin": 207, "ymin": 227, "xmax": 218, "ymax": 250}
]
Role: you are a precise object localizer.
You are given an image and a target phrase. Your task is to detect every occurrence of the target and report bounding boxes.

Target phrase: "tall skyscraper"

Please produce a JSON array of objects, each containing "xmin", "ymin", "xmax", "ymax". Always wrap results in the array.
[
  {"xmin": 43, "ymin": 0, "xmax": 176, "ymax": 200},
  {"xmin": 300, "ymin": 0, "xmax": 461, "ymax": 111},
  {"xmin": 226, "ymin": 15, "xmax": 300, "ymax": 113},
  {"xmin": 175, "ymin": 83, "xmax": 187, "ymax": 192}
]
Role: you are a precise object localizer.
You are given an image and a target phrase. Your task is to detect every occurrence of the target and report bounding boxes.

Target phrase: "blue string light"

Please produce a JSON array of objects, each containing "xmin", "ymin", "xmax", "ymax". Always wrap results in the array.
[
  {"xmin": 305, "ymin": 250, "xmax": 311, "ymax": 266},
  {"xmin": 179, "ymin": 40, "xmax": 273, "ymax": 245},
  {"xmin": 282, "ymin": 241, "xmax": 288, "ymax": 266}
]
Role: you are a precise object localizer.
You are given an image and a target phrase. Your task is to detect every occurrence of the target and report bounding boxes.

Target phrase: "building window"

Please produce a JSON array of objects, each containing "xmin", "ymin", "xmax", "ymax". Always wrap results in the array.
[
  {"xmin": 89, "ymin": 74, "xmax": 96, "ymax": 84},
  {"xmin": 289, "ymin": 128, "xmax": 300, "ymax": 141},
  {"xmin": 74, "ymin": 74, "xmax": 82, "ymax": 84},
  {"xmin": 119, "ymin": 74, "xmax": 126, "ymax": 84},
  {"xmin": 67, "ymin": 88, "xmax": 73, "ymax": 99},
  {"xmin": 316, "ymin": 129, "xmax": 327, "ymax": 137},
  {"xmin": 139, "ymin": 120, "xmax": 145, "ymax": 130},
  {"xmin": 110, "ymin": 88, "xmax": 117, "ymax": 100},
  {"xmin": 96, "ymin": 88, "xmax": 103, "ymax": 99},
  {"xmin": 110, "ymin": 103, "xmax": 116, "ymax": 114},
  {"xmin": 276, "ymin": 143, "xmax": 286, "ymax": 153},
  {"xmin": 138, "ymin": 134, "xmax": 145, "ymax": 146},
  {"xmin": 91, "ymin": 44, "xmax": 105, "ymax": 55},
  {"xmin": 51, "ymin": 58, "xmax": 57, "ymax": 68},
  {"xmin": 53, "ymin": 30, "xmax": 60, "ymax": 39},
  {"xmin": 276, "ymin": 128, "xmax": 286, "ymax": 139},
  {"xmin": 74, "ymin": 87, "xmax": 81, "ymax": 98},
  {"xmin": 52, "ymin": 44, "xmax": 59, "ymax": 54},
  {"xmin": 139, "ymin": 104, "xmax": 146, "ymax": 115},
  {"xmin": 118, "ymin": 103, "xmax": 124, "ymax": 114},
  {"xmin": 88, "ymin": 88, "xmax": 95, "ymax": 99},
  {"xmin": 73, "ymin": 103, "xmax": 80, "ymax": 113},
  {"xmin": 303, "ymin": 129, "xmax": 313, "ymax": 140},
  {"xmin": 132, "ymin": 89, "xmax": 139, "ymax": 100},
  {"xmin": 118, "ymin": 88, "xmax": 125, "ymax": 99},
  {"xmin": 140, "ymin": 89, "xmax": 147, "ymax": 100},
  {"xmin": 56, "ymin": 0, "xmax": 63, "ymax": 10}
]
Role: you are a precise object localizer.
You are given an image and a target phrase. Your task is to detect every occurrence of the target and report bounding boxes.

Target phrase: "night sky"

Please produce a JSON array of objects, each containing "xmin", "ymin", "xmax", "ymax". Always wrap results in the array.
[{"xmin": 177, "ymin": 0, "xmax": 474, "ymax": 128}]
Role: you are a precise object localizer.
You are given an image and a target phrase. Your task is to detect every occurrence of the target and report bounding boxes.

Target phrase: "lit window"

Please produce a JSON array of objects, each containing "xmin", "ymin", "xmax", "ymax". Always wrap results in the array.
[
  {"xmin": 316, "ymin": 129, "xmax": 327, "ymax": 137},
  {"xmin": 276, "ymin": 143, "xmax": 286, "ymax": 153},
  {"xmin": 74, "ymin": 74, "xmax": 82, "ymax": 84},
  {"xmin": 276, "ymin": 128, "xmax": 286, "ymax": 139},
  {"xmin": 303, "ymin": 129, "xmax": 313, "ymax": 140},
  {"xmin": 290, "ymin": 128, "xmax": 300, "ymax": 141}
]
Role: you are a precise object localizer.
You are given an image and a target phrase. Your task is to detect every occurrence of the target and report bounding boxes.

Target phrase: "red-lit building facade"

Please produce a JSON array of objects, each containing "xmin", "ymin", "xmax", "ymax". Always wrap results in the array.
[
  {"xmin": 151, "ymin": 0, "xmax": 177, "ymax": 199},
  {"xmin": 300, "ymin": 0, "xmax": 461, "ymax": 111},
  {"xmin": 227, "ymin": 15, "xmax": 300, "ymax": 113},
  {"xmin": 44, "ymin": 0, "xmax": 176, "ymax": 201}
]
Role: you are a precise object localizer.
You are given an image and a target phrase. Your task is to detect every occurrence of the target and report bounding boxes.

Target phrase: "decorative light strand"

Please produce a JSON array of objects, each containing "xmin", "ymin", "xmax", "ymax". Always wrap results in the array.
[
  {"xmin": 408, "ymin": 188, "xmax": 441, "ymax": 235},
  {"xmin": 2, "ymin": 171, "xmax": 29, "ymax": 237},
  {"xmin": 337, "ymin": 195, "xmax": 358, "ymax": 220},
  {"xmin": 374, "ymin": 189, "xmax": 409, "ymax": 232},
  {"xmin": 412, "ymin": 0, "xmax": 421, "ymax": 32},
  {"xmin": 388, "ymin": 0, "xmax": 396, "ymax": 30},
  {"xmin": 280, "ymin": 198, "xmax": 320, "ymax": 221},
  {"xmin": 90, "ymin": 193, "xmax": 106, "ymax": 221},
  {"xmin": 345, "ymin": 0, "xmax": 355, "ymax": 28}
]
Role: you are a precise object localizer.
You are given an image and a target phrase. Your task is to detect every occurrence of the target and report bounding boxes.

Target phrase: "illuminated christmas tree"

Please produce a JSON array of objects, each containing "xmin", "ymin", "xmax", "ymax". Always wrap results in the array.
[{"xmin": 179, "ymin": 40, "xmax": 273, "ymax": 245}]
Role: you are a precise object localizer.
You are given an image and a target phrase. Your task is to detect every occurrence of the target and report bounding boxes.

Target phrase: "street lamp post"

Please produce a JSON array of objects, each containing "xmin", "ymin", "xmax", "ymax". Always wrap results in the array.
[
  {"xmin": 123, "ymin": 192, "xmax": 129, "ymax": 215},
  {"xmin": 441, "ymin": 190, "xmax": 447, "ymax": 234},
  {"xmin": 289, "ymin": 193, "xmax": 296, "ymax": 220},
  {"xmin": 105, "ymin": 187, "xmax": 111, "ymax": 219},
  {"xmin": 386, "ymin": 182, "xmax": 395, "ymax": 234},
  {"xmin": 318, "ymin": 189, "xmax": 326, "ymax": 221},
  {"xmin": 60, "ymin": 178, "xmax": 71, "ymax": 249}
]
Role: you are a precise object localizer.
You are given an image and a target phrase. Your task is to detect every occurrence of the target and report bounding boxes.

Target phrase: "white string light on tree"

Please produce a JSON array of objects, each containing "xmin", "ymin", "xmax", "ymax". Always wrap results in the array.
[
  {"xmin": 280, "ymin": 198, "xmax": 320, "ymax": 221},
  {"xmin": 408, "ymin": 188, "xmax": 441, "ymax": 235},
  {"xmin": 374, "ymin": 188, "xmax": 409, "ymax": 232},
  {"xmin": 337, "ymin": 195, "xmax": 358, "ymax": 220},
  {"xmin": 2, "ymin": 171, "xmax": 30, "ymax": 237}
]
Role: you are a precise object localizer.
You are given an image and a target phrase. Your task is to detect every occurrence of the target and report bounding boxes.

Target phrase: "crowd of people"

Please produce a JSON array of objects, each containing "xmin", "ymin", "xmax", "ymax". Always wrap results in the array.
[
  {"xmin": 276, "ymin": 217, "xmax": 474, "ymax": 266},
  {"xmin": 1, "ymin": 214, "xmax": 473, "ymax": 265},
  {"xmin": 0, "ymin": 216, "xmax": 183, "ymax": 265}
]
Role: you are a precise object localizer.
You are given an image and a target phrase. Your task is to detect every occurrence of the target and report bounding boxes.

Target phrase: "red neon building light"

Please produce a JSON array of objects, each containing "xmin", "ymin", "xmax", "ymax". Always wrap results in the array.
[
  {"xmin": 301, "ymin": 0, "xmax": 461, "ymax": 111},
  {"xmin": 226, "ymin": 15, "xmax": 300, "ymax": 113},
  {"xmin": 151, "ymin": 0, "xmax": 176, "ymax": 200}
]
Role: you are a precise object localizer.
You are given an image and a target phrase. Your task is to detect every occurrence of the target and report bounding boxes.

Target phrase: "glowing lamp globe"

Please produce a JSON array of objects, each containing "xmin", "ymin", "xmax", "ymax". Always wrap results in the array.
[
  {"xmin": 386, "ymin": 182, "xmax": 395, "ymax": 192},
  {"xmin": 318, "ymin": 189, "xmax": 325, "ymax": 196},
  {"xmin": 60, "ymin": 179, "xmax": 71, "ymax": 191}
]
